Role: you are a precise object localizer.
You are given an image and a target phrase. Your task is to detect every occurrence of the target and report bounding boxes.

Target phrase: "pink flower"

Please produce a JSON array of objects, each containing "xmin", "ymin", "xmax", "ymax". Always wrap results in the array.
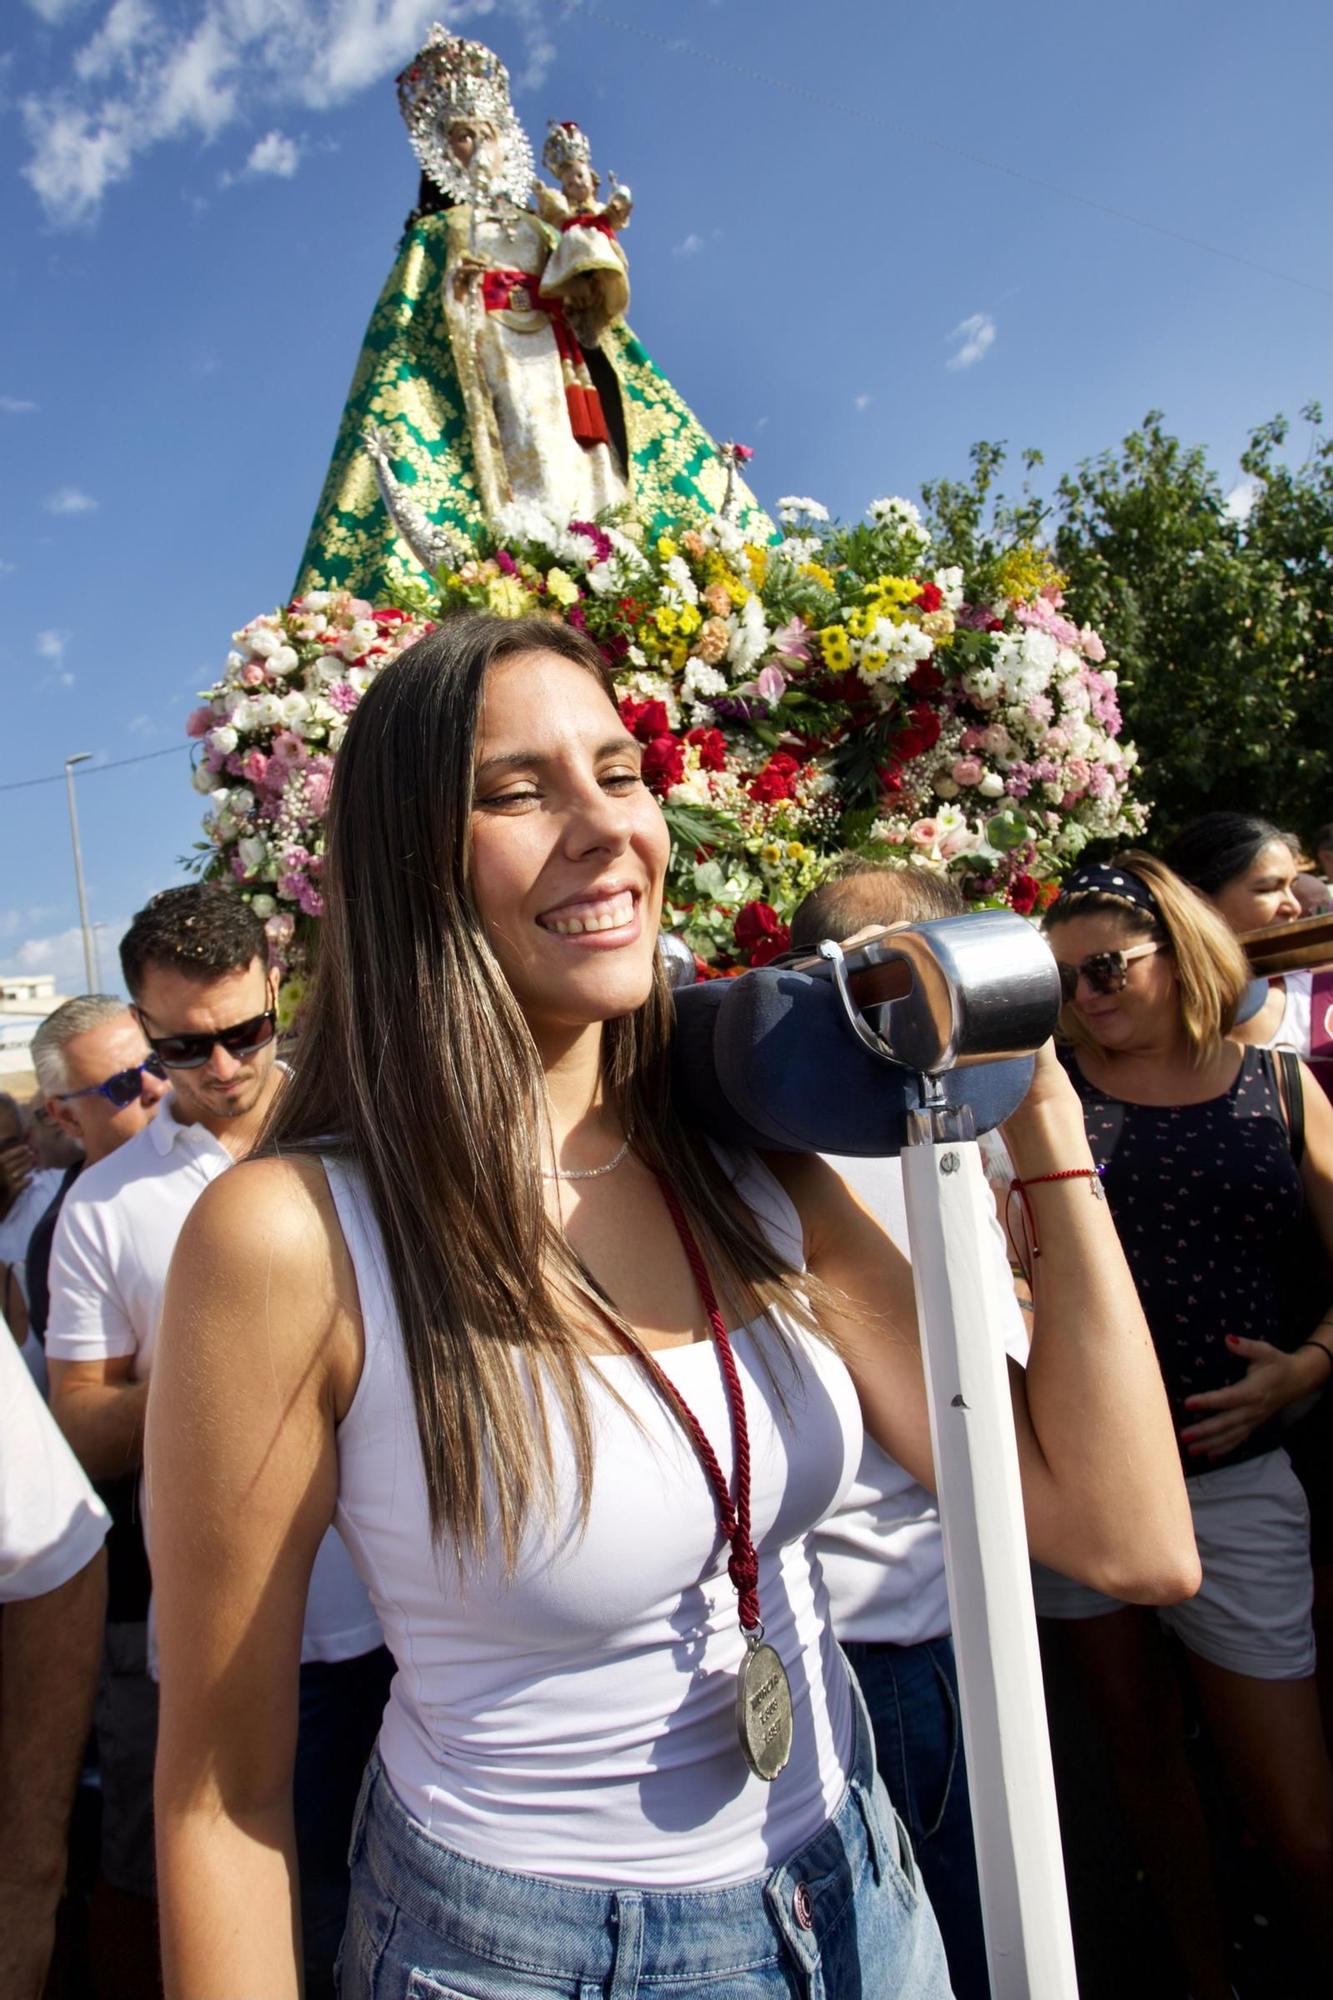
[
  {"xmin": 959, "ymin": 728, "xmax": 985, "ymax": 752},
  {"xmin": 305, "ymin": 770, "xmax": 332, "ymax": 818},
  {"xmin": 909, "ymin": 819, "xmax": 940, "ymax": 848},
  {"xmin": 756, "ymin": 663, "xmax": 788, "ymax": 702},
  {"xmin": 951, "ymin": 757, "xmax": 983, "ymax": 787},
  {"xmin": 981, "ymin": 723, "xmax": 1012, "ymax": 756},
  {"xmin": 238, "ymin": 749, "xmax": 268, "ymax": 786},
  {"xmin": 241, "ymin": 661, "xmax": 267, "ymax": 687},
  {"xmin": 1079, "ymin": 626, "xmax": 1106, "ymax": 664},
  {"xmin": 272, "ymin": 730, "xmax": 308, "ymax": 764},
  {"xmin": 186, "ymin": 706, "xmax": 214, "ymax": 738},
  {"xmin": 265, "ymin": 912, "xmax": 295, "ymax": 949},
  {"xmin": 772, "ymin": 618, "xmax": 812, "ymax": 662}
]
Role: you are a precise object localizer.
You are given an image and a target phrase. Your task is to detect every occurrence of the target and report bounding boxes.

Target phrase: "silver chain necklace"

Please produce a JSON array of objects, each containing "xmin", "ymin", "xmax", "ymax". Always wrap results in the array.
[{"xmin": 540, "ymin": 1135, "xmax": 632, "ymax": 1183}]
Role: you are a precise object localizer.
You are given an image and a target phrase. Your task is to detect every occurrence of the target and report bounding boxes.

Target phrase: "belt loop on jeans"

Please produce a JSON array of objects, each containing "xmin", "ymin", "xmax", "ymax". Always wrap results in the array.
[{"xmin": 608, "ymin": 1890, "xmax": 644, "ymax": 1998}]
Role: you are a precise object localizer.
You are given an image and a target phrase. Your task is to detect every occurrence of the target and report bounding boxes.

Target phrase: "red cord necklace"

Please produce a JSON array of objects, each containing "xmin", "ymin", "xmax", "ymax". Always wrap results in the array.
[{"xmin": 605, "ymin": 1175, "xmax": 794, "ymax": 1782}]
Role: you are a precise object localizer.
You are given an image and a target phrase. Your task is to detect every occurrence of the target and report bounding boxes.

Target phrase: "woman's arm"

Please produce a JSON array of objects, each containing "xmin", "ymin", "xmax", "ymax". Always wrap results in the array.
[
  {"xmin": 1182, "ymin": 1054, "xmax": 1333, "ymax": 1459},
  {"xmin": 148, "ymin": 1157, "xmax": 361, "ymax": 2000},
  {"xmin": 770, "ymin": 1046, "xmax": 1199, "ymax": 1604}
]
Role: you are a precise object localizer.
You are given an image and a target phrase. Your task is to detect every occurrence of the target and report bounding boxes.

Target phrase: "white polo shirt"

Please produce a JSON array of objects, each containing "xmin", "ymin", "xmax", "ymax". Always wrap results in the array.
[
  {"xmin": 814, "ymin": 1149, "xmax": 1028, "ymax": 1647},
  {"xmin": 1, "ymin": 1314, "xmax": 109, "ymax": 1602},
  {"xmin": 46, "ymin": 1097, "xmax": 382, "ymax": 1665},
  {"xmin": 0, "ymin": 1167, "xmax": 64, "ymax": 1302}
]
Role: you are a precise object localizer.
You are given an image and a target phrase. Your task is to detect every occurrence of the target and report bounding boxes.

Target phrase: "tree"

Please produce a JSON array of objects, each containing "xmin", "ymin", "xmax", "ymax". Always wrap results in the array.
[{"xmin": 922, "ymin": 409, "xmax": 1333, "ymax": 844}]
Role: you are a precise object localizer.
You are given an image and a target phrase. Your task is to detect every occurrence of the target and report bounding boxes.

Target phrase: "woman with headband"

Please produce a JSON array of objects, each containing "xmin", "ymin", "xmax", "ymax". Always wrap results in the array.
[{"xmin": 1036, "ymin": 852, "xmax": 1333, "ymax": 1992}]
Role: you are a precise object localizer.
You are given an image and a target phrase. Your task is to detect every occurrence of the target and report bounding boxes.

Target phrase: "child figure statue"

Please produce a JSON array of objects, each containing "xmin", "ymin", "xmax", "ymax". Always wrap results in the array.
[{"xmin": 534, "ymin": 121, "xmax": 631, "ymax": 348}]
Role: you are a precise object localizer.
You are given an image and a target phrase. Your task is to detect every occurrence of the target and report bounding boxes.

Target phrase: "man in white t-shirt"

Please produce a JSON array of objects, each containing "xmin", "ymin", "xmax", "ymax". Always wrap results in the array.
[
  {"xmin": 47, "ymin": 884, "xmax": 389, "ymax": 2000},
  {"xmin": 0, "ymin": 1312, "xmax": 108, "ymax": 1998},
  {"xmin": 794, "ymin": 863, "xmax": 1029, "ymax": 2000}
]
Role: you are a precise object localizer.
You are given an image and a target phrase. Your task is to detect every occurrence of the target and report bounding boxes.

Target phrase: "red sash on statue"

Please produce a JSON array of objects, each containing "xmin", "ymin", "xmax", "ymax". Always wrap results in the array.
[
  {"xmin": 478, "ymin": 267, "xmax": 612, "ymax": 450},
  {"xmin": 561, "ymin": 212, "xmax": 618, "ymax": 240}
]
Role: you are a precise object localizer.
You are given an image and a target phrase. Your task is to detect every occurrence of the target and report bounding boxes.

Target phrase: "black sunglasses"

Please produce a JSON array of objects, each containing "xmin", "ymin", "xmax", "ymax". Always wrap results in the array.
[
  {"xmin": 144, "ymin": 1008, "xmax": 278, "ymax": 1072},
  {"xmin": 1056, "ymin": 943, "xmax": 1161, "ymax": 1005},
  {"xmin": 58, "ymin": 1053, "xmax": 169, "ymax": 1110}
]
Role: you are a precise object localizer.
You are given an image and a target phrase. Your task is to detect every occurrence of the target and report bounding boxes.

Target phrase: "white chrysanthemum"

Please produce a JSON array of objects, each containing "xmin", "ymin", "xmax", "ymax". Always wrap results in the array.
[
  {"xmin": 662, "ymin": 555, "xmax": 699, "ymax": 606},
  {"xmin": 775, "ymin": 534, "xmax": 822, "ymax": 565},
  {"xmin": 727, "ymin": 594, "xmax": 770, "ymax": 678},
  {"xmin": 683, "ymin": 659, "xmax": 728, "ymax": 700},
  {"xmin": 777, "ymin": 496, "xmax": 830, "ymax": 524},
  {"xmin": 933, "ymin": 565, "xmax": 965, "ymax": 612}
]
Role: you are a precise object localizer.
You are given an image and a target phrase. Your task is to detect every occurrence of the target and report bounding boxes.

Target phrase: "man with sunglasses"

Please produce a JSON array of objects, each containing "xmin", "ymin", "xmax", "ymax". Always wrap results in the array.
[{"xmin": 46, "ymin": 885, "xmax": 386, "ymax": 2000}]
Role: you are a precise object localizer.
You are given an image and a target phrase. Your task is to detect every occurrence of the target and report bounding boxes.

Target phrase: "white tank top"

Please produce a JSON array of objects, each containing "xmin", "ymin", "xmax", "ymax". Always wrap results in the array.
[{"xmin": 324, "ymin": 1150, "xmax": 862, "ymax": 1888}]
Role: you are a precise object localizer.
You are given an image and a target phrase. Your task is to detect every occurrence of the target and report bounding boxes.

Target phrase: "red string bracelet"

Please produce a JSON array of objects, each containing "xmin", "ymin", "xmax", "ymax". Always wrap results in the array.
[{"xmin": 1005, "ymin": 1166, "xmax": 1106, "ymax": 1282}]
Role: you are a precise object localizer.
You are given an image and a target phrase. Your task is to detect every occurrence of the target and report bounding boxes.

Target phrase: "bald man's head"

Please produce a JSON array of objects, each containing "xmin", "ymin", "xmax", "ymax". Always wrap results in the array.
[{"xmin": 790, "ymin": 862, "xmax": 964, "ymax": 949}]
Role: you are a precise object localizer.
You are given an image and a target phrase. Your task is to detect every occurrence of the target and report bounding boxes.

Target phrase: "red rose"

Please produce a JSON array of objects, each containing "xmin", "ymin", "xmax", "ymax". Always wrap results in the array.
[
  {"xmin": 619, "ymin": 696, "xmax": 670, "ymax": 742},
  {"xmin": 1008, "ymin": 873, "xmax": 1041, "ymax": 916},
  {"xmin": 641, "ymin": 732, "xmax": 686, "ymax": 793},
  {"xmin": 908, "ymin": 702, "xmax": 942, "ymax": 749},
  {"xmin": 907, "ymin": 662, "xmax": 943, "ymax": 697},
  {"xmin": 878, "ymin": 762, "xmax": 904, "ymax": 795},
  {"xmin": 914, "ymin": 581, "xmax": 943, "ymax": 613},
  {"xmin": 686, "ymin": 725, "xmax": 727, "ymax": 772},
  {"xmin": 734, "ymin": 900, "xmax": 791, "ymax": 966}
]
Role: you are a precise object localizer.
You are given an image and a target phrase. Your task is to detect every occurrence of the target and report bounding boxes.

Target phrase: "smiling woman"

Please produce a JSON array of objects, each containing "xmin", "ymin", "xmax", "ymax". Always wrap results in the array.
[{"xmin": 145, "ymin": 614, "xmax": 1196, "ymax": 2000}]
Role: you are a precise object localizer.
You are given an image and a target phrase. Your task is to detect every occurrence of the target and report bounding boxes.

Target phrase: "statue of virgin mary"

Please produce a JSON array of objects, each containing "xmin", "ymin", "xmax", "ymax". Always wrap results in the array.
[{"xmin": 293, "ymin": 27, "xmax": 766, "ymax": 606}]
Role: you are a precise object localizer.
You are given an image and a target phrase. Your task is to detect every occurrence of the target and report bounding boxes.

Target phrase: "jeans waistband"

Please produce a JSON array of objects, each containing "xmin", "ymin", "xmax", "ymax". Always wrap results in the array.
[{"xmin": 349, "ymin": 1664, "xmax": 892, "ymax": 1983}]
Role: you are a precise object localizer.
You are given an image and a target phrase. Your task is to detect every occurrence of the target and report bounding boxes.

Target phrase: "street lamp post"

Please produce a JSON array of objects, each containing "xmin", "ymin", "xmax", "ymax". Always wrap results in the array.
[{"xmin": 64, "ymin": 752, "xmax": 96, "ymax": 995}]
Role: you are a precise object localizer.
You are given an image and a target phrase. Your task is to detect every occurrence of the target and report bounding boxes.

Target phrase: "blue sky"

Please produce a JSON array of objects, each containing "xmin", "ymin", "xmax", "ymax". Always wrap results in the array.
[{"xmin": 2, "ymin": 0, "xmax": 1329, "ymax": 996}]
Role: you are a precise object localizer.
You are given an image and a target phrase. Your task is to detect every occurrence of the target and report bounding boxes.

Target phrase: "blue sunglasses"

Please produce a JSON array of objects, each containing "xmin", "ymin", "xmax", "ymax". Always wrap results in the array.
[{"xmin": 57, "ymin": 1053, "xmax": 169, "ymax": 1110}]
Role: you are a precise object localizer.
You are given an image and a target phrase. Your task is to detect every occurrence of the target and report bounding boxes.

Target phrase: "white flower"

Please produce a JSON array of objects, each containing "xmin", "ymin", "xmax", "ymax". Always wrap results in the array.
[
  {"xmin": 297, "ymin": 591, "xmax": 330, "ymax": 612},
  {"xmin": 347, "ymin": 619, "xmax": 378, "ymax": 656},
  {"xmin": 683, "ymin": 659, "xmax": 727, "ymax": 700},
  {"xmin": 248, "ymin": 628, "xmax": 282, "ymax": 659},
  {"xmin": 667, "ymin": 771, "xmax": 714, "ymax": 807},
  {"xmin": 934, "ymin": 777, "xmax": 960, "ymax": 799},
  {"xmin": 254, "ymin": 692, "xmax": 285, "ymax": 727},
  {"xmin": 727, "ymin": 595, "xmax": 770, "ymax": 678},
  {"xmin": 230, "ymin": 788, "xmax": 255, "ymax": 817},
  {"xmin": 966, "ymin": 665, "xmax": 1001, "ymax": 702},
  {"xmin": 279, "ymin": 691, "xmax": 311, "ymax": 726},
  {"xmin": 238, "ymin": 835, "xmax": 268, "ymax": 874},
  {"xmin": 1021, "ymin": 628, "xmax": 1059, "ymax": 675},
  {"xmin": 775, "ymin": 534, "xmax": 822, "ymax": 565},
  {"xmin": 777, "ymin": 496, "xmax": 830, "ymax": 524},
  {"xmin": 208, "ymin": 725, "xmax": 239, "ymax": 757},
  {"xmin": 268, "ymin": 645, "xmax": 300, "ymax": 678},
  {"xmin": 702, "ymin": 514, "xmax": 746, "ymax": 556},
  {"xmin": 978, "ymin": 770, "xmax": 1006, "ymax": 799},
  {"xmin": 249, "ymin": 893, "xmax": 277, "ymax": 919},
  {"xmin": 933, "ymin": 565, "xmax": 965, "ymax": 612},
  {"xmin": 868, "ymin": 496, "xmax": 931, "ymax": 547},
  {"xmin": 662, "ymin": 555, "xmax": 699, "ymax": 606},
  {"xmin": 328, "ymin": 723, "xmax": 347, "ymax": 753}
]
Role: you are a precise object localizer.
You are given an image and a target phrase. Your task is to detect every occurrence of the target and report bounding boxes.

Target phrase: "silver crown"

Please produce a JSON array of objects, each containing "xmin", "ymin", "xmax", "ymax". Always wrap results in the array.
[
  {"xmin": 396, "ymin": 27, "xmax": 534, "ymax": 205},
  {"xmin": 542, "ymin": 120, "xmax": 593, "ymax": 178}
]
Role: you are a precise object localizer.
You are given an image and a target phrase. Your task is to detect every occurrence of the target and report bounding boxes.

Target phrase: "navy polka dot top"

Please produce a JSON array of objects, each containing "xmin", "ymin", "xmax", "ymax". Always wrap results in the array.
[{"xmin": 1062, "ymin": 1044, "xmax": 1305, "ymax": 1475}]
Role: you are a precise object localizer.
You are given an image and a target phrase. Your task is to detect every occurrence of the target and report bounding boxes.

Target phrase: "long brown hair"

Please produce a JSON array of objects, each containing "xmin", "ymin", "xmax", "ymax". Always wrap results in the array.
[
  {"xmin": 1045, "ymin": 849, "xmax": 1250, "ymax": 1066},
  {"xmin": 266, "ymin": 615, "xmax": 819, "ymax": 1565}
]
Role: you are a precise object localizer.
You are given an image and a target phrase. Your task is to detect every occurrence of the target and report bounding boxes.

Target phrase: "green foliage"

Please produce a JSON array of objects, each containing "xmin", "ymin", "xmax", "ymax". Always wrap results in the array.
[{"xmin": 920, "ymin": 409, "xmax": 1333, "ymax": 845}]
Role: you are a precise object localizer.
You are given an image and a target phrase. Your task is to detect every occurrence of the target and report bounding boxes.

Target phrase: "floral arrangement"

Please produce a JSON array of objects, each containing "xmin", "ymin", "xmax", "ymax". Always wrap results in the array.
[{"xmin": 189, "ymin": 491, "xmax": 1141, "ymax": 973}]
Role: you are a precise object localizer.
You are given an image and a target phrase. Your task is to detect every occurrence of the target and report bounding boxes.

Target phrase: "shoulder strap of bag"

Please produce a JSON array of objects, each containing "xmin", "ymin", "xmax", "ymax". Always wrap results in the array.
[{"xmin": 1276, "ymin": 1046, "xmax": 1306, "ymax": 1168}]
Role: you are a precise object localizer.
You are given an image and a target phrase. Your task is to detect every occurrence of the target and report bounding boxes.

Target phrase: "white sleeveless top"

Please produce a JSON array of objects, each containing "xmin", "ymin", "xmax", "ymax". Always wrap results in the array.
[{"xmin": 324, "ymin": 1151, "xmax": 862, "ymax": 1888}]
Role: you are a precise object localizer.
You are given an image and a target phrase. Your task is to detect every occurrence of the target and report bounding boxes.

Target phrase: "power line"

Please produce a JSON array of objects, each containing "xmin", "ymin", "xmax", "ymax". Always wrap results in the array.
[
  {"xmin": 576, "ymin": 5, "xmax": 1331, "ymax": 301},
  {"xmin": 0, "ymin": 741, "xmax": 191, "ymax": 796}
]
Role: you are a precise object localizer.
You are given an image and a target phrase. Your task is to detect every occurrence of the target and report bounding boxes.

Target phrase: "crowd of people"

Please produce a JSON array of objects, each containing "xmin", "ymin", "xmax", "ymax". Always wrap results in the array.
[{"xmin": 2, "ymin": 615, "xmax": 1331, "ymax": 1999}]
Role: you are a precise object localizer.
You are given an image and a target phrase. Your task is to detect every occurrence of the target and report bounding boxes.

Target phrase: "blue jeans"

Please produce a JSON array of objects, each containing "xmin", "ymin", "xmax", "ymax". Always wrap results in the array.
[
  {"xmin": 335, "ymin": 1678, "xmax": 954, "ymax": 1997},
  {"xmin": 296, "ymin": 1646, "xmax": 396, "ymax": 2000},
  {"xmin": 841, "ymin": 1638, "xmax": 987, "ymax": 2000}
]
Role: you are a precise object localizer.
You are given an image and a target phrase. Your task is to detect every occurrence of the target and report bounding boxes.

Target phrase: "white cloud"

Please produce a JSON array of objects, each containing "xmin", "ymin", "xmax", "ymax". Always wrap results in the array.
[
  {"xmin": 43, "ymin": 485, "xmax": 98, "ymax": 515},
  {"xmin": 35, "ymin": 628, "xmax": 70, "ymax": 663},
  {"xmin": 1225, "ymin": 478, "xmax": 1260, "ymax": 522},
  {"xmin": 672, "ymin": 232, "xmax": 704, "ymax": 258},
  {"xmin": 26, "ymin": 0, "xmax": 96, "ymax": 22},
  {"xmin": 244, "ymin": 129, "xmax": 301, "ymax": 178},
  {"xmin": 946, "ymin": 312, "xmax": 997, "ymax": 372},
  {"xmin": 854, "ymin": 392, "xmax": 872, "ymax": 411},
  {"xmin": 12, "ymin": 919, "xmax": 129, "ymax": 999},
  {"xmin": 0, "ymin": 396, "xmax": 38, "ymax": 414},
  {"xmin": 21, "ymin": 2, "xmax": 557, "ymax": 227}
]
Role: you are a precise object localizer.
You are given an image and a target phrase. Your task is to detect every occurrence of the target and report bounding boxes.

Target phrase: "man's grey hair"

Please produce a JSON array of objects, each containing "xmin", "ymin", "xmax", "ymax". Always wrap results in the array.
[{"xmin": 30, "ymin": 994, "xmax": 129, "ymax": 1098}]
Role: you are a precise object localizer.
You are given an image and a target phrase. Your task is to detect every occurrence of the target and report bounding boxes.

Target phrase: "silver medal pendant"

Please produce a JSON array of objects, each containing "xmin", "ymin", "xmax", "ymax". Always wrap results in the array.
[{"xmin": 736, "ymin": 1628, "xmax": 794, "ymax": 1782}]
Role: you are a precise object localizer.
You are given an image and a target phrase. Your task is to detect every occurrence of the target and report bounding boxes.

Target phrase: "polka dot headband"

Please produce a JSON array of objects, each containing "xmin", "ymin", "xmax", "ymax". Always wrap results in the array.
[{"xmin": 1054, "ymin": 863, "xmax": 1161, "ymax": 921}]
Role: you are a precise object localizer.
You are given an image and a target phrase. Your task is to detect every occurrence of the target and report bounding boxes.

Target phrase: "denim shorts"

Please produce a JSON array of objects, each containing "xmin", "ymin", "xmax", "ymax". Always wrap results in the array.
[{"xmin": 335, "ymin": 1678, "xmax": 954, "ymax": 1998}]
